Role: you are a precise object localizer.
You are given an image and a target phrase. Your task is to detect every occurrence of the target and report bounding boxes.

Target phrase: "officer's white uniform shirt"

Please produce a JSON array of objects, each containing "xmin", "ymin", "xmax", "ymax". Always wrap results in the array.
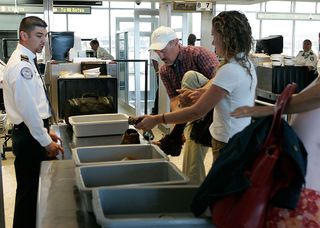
[
  {"xmin": 96, "ymin": 46, "xmax": 114, "ymax": 60},
  {"xmin": 295, "ymin": 50, "xmax": 318, "ymax": 69},
  {"xmin": 3, "ymin": 43, "xmax": 52, "ymax": 147}
]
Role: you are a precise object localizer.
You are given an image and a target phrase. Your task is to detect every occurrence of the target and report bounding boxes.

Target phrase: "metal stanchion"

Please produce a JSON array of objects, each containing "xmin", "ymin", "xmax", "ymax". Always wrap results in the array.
[{"xmin": 0, "ymin": 146, "xmax": 5, "ymax": 228}]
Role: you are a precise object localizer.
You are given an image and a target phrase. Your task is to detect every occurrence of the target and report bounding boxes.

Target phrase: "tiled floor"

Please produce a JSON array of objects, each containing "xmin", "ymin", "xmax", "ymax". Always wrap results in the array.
[
  {"xmin": 0, "ymin": 119, "xmax": 213, "ymax": 228},
  {"xmin": 1, "ymin": 151, "xmax": 15, "ymax": 228}
]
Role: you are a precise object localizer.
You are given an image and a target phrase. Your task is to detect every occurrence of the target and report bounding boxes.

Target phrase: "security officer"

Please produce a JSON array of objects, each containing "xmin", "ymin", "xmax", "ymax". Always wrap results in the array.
[
  {"xmin": 2, "ymin": 16, "xmax": 64, "ymax": 228},
  {"xmin": 295, "ymin": 39, "xmax": 318, "ymax": 71},
  {"xmin": 89, "ymin": 39, "xmax": 114, "ymax": 60}
]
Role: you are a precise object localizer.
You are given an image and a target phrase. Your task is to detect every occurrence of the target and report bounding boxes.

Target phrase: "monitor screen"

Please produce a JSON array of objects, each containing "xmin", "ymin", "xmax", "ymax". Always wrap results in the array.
[
  {"xmin": 255, "ymin": 35, "xmax": 283, "ymax": 55},
  {"xmin": 49, "ymin": 31, "xmax": 74, "ymax": 61},
  {"xmin": 2, "ymin": 38, "xmax": 19, "ymax": 59}
]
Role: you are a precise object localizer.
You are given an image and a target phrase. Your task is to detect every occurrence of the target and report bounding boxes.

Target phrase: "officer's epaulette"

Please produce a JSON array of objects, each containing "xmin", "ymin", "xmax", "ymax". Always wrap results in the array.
[
  {"xmin": 310, "ymin": 51, "xmax": 314, "ymax": 55},
  {"xmin": 20, "ymin": 54, "xmax": 29, "ymax": 62}
]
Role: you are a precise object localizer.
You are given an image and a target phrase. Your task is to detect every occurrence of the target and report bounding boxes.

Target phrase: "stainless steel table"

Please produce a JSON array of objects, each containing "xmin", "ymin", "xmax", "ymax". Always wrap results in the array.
[
  {"xmin": 37, "ymin": 160, "xmax": 100, "ymax": 228},
  {"xmin": 37, "ymin": 124, "xmax": 130, "ymax": 228},
  {"xmin": 37, "ymin": 124, "xmax": 148, "ymax": 228}
]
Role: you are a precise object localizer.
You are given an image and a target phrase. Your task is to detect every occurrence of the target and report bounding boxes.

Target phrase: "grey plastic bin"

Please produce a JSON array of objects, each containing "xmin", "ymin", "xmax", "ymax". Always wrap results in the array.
[
  {"xmin": 75, "ymin": 161, "xmax": 189, "ymax": 212},
  {"xmin": 72, "ymin": 144, "xmax": 168, "ymax": 166},
  {"xmin": 70, "ymin": 131, "xmax": 146, "ymax": 148},
  {"xmin": 69, "ymin": 113, "xmax": 129, "ymax": 137},
  {"xmin": 92, "ymin": 186, "xmax": 213, "ymax": 228}
]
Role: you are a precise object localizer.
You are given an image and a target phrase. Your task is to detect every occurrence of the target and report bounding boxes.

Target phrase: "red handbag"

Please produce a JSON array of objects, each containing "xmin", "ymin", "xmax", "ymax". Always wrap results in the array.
[{"xmin": 211, "ymin": 83, "xmax": 297, "ymax": 228}]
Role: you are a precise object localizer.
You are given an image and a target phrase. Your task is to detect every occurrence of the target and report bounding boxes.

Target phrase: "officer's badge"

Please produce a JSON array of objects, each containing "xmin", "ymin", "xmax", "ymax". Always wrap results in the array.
[
  {"xmin": 20, "ymin": 67, "xmax": 33, "ymax": 79},
  {"xmin": 310, "ymin": 56, "xmax": 314, "ymax": 61}
]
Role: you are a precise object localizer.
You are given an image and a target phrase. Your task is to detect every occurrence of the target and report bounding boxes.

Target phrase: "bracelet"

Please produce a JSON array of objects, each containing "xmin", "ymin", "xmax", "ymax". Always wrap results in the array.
[{"xmin": 162, "ymin": 113, "xmax": 167, "ymax": 124}]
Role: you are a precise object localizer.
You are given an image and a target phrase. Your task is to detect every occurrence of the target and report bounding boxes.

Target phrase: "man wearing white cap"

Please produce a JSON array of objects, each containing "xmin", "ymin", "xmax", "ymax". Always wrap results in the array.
[{"xmin": 150, "ymin": 26, "xmax": 220, "ymax": 184}]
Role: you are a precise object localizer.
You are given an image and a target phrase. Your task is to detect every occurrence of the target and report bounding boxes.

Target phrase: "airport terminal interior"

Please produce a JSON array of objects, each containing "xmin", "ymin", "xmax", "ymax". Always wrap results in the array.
[{"xmin": 1, "ymin": 0, "xmax": 320, "ymax": 227}]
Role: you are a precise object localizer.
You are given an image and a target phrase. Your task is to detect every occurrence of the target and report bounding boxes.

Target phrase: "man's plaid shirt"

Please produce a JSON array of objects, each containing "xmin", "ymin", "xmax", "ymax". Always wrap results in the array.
[{"xmin": 159, "ymin": 45, "xmax": 220, "ymax": 98}]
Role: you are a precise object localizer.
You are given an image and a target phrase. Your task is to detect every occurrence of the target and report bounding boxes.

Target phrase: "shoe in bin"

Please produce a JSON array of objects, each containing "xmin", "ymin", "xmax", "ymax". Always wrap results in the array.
[{"xmin": 120, "ymin": 129, "xmax": 140, "ymax": 144}]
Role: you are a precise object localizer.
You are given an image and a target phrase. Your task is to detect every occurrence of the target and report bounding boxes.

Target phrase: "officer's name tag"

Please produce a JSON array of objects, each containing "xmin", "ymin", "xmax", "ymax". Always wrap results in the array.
[{"xmin": 21, "ymin": 67, "xmax": 33, "ymax": 79}]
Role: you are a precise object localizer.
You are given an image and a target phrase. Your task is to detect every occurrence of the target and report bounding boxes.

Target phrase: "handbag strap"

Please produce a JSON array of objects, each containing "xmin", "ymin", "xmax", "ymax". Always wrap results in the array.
[{"xmin": 265, "ymin": 83, "xmax": 297, "ymax": 144}]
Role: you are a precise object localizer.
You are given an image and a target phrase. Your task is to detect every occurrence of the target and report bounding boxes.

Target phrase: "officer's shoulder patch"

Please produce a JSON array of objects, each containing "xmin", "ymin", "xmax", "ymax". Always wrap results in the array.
[
  {"xmin": 20, "ymin": 67, "xmax": 33, "ymax": 79},
  {"xmin": 20, "ymin": 54, "xmax": 29, "ymax": 62}
]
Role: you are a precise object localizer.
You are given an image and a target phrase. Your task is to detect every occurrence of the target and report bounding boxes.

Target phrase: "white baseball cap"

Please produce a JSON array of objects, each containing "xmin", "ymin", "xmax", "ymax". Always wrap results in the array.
[{"xmin": 150, "ymin": 26, "xmax": 177, "ymax": 50}]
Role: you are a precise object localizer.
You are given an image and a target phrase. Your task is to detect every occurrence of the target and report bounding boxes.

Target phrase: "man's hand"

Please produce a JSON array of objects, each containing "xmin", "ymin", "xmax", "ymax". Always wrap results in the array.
[
  {"xmin": 177, "ymin": 89, "xmax": 194, "ymax": 108},
  {"xmin": 177, "ymin": 88, "xmax": 207, "ymax": 107},
  {"xmin": 49, "ymin": 129, "xmax": 62, "ymax": 144},
  {"xmin": 45, "ymin": 141, "xmax": 64, "ymax": 159}
]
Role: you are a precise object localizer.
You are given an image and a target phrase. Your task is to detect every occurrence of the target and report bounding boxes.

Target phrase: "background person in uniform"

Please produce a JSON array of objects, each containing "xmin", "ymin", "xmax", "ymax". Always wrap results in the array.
[
  {"xmin": 187, "ymin": 33, "xmax": 197, "ymax": 46},
  {"xmin": 89, "ymin": 39, "xmax": 114, "ymax": 60},
  {"xmin": 136, "ymin": 11, "xmax": 257, "ymax": 184},
  {"xmin": 2, "ymin": 16, "xmax": 64, "ymax": 228},
  {"xmin": 147, "ymin": 26, "xmax": 220, "ymax": 184},
  {"xmin": 295, "ymin": 39, "xmax": 318, "ymax": 71}
]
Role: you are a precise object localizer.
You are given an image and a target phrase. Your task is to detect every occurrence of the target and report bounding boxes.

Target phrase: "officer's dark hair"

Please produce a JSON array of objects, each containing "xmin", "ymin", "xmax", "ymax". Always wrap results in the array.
[
  {"xmin": 90, "ymin": 39, "xmax": 99, "ymax": 46},
  {"xmin": 19, "ymin": 16, "xmax": 47, "ymax": 36}
]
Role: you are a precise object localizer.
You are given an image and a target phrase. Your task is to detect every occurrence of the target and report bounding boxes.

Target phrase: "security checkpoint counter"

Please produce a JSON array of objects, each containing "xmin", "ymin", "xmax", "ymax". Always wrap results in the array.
[
  {"xmin": 37, "ymin": 124, "xmax": 102, "ymax": 228},
  {"xmin": 36, "ymin": 124, "xmax": 147, "ymax": 228},
  {"xmin": 37, "ymin": 125, "xmax": 129, "ymax": 228}
]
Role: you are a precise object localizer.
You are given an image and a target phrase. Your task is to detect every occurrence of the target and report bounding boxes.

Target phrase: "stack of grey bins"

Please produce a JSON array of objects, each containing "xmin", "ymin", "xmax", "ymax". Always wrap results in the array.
[{"xmin": 70, "ymin": 113, "xmax": 212, "ymax": 227}]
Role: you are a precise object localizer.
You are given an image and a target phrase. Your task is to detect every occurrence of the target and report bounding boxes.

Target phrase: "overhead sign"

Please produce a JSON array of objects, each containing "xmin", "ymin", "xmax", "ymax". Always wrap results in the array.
[
  {"xmin": 173, "ymin": 1, "xmax": 197, "ymax": 12},
  {"xmin": 173, "ymin": 1, "xmax": 213, "ymax": 12},
  {"xmin": 53, "ymin": 6, "xmax": 91, "ymax": 14},
  {"xmin": 196, "ymin": 2, "xmax": 213, "ymax": 11},
  {"xmin": 0, "ymin": 5, "xmax": 90, "ymax": 14}
]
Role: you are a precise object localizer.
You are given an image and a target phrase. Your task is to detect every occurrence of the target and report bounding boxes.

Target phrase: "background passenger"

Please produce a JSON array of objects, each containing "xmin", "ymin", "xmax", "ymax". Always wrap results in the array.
[
  {"xmin": 148, "ymin": 26, "xmax": 219, "ymax": 184},
  {"xmin": 187, "ymin": 33, "xmax": 197, "ymax": 46},
  {"xmin": 231, "ymin": 76, "xmax": 320, "ymax": 226},
  {"xmin": 136, "ymin": 11, "xmax": 257, "ymax": 178}
]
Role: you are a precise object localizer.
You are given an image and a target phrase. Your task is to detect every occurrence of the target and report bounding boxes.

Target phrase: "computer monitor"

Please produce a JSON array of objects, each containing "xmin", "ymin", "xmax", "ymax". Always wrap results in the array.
[
  {"xmin": 49, "ymin": 32, "xmax": 74, "ymax": 61},
  {"xmin": 2, "ymin": 38, "xmax": 19, "ymax": 62},
  {"xmin": 255, "ymin": 35, "xmax": 283, "ymax": 55}
]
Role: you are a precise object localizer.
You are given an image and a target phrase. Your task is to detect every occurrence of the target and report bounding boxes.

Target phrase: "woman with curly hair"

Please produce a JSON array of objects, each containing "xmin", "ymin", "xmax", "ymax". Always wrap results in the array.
[{"xmin": 135, "ymin": 10, "xmax": 257, "ymax": 160}]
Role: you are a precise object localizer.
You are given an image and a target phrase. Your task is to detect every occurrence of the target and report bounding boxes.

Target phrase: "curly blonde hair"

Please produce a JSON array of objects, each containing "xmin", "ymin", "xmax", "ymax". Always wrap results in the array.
[{"xmin": 212, "ymin": 11, "xmax": 253, "ymax": 76}]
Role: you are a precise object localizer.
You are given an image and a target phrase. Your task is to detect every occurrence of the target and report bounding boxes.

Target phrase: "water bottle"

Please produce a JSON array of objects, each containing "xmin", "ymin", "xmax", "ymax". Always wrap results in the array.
[{"xmin": 128, "ymin": 116, "xmax": 154, "ymax": 141}]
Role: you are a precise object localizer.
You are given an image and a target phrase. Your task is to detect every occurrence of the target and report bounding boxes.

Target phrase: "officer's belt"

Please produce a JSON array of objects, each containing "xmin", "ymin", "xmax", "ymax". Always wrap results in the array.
[{"xmin": 14, "ymin": 118, "xmax": 50, "ymax": 132}]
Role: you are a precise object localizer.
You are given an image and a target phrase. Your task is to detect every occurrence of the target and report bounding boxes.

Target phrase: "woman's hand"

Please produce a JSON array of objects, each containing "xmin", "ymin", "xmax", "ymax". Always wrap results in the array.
[
  {"xmin": 230, "ymin": 105, "xmax": 274, "ymax": 118},
  {"xmin": 135, "ymin": 115, "xmax": 161, "ymax": 131}
]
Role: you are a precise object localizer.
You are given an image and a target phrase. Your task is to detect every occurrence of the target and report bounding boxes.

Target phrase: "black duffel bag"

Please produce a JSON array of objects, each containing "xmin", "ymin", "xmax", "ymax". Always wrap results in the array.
[
  {"xmin": 64, "ymin": 93, "xmax": 116, "ymax": 124},
  {"xmin": 190, "ymin": 109, "xmax": 213, "ymax": 147}
]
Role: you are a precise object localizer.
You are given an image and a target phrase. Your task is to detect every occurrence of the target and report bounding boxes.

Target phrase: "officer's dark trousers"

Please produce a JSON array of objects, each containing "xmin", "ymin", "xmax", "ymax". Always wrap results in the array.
[{"xmin": 12, "ymin": 122, "xmax": 48, "ymax": 228}]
